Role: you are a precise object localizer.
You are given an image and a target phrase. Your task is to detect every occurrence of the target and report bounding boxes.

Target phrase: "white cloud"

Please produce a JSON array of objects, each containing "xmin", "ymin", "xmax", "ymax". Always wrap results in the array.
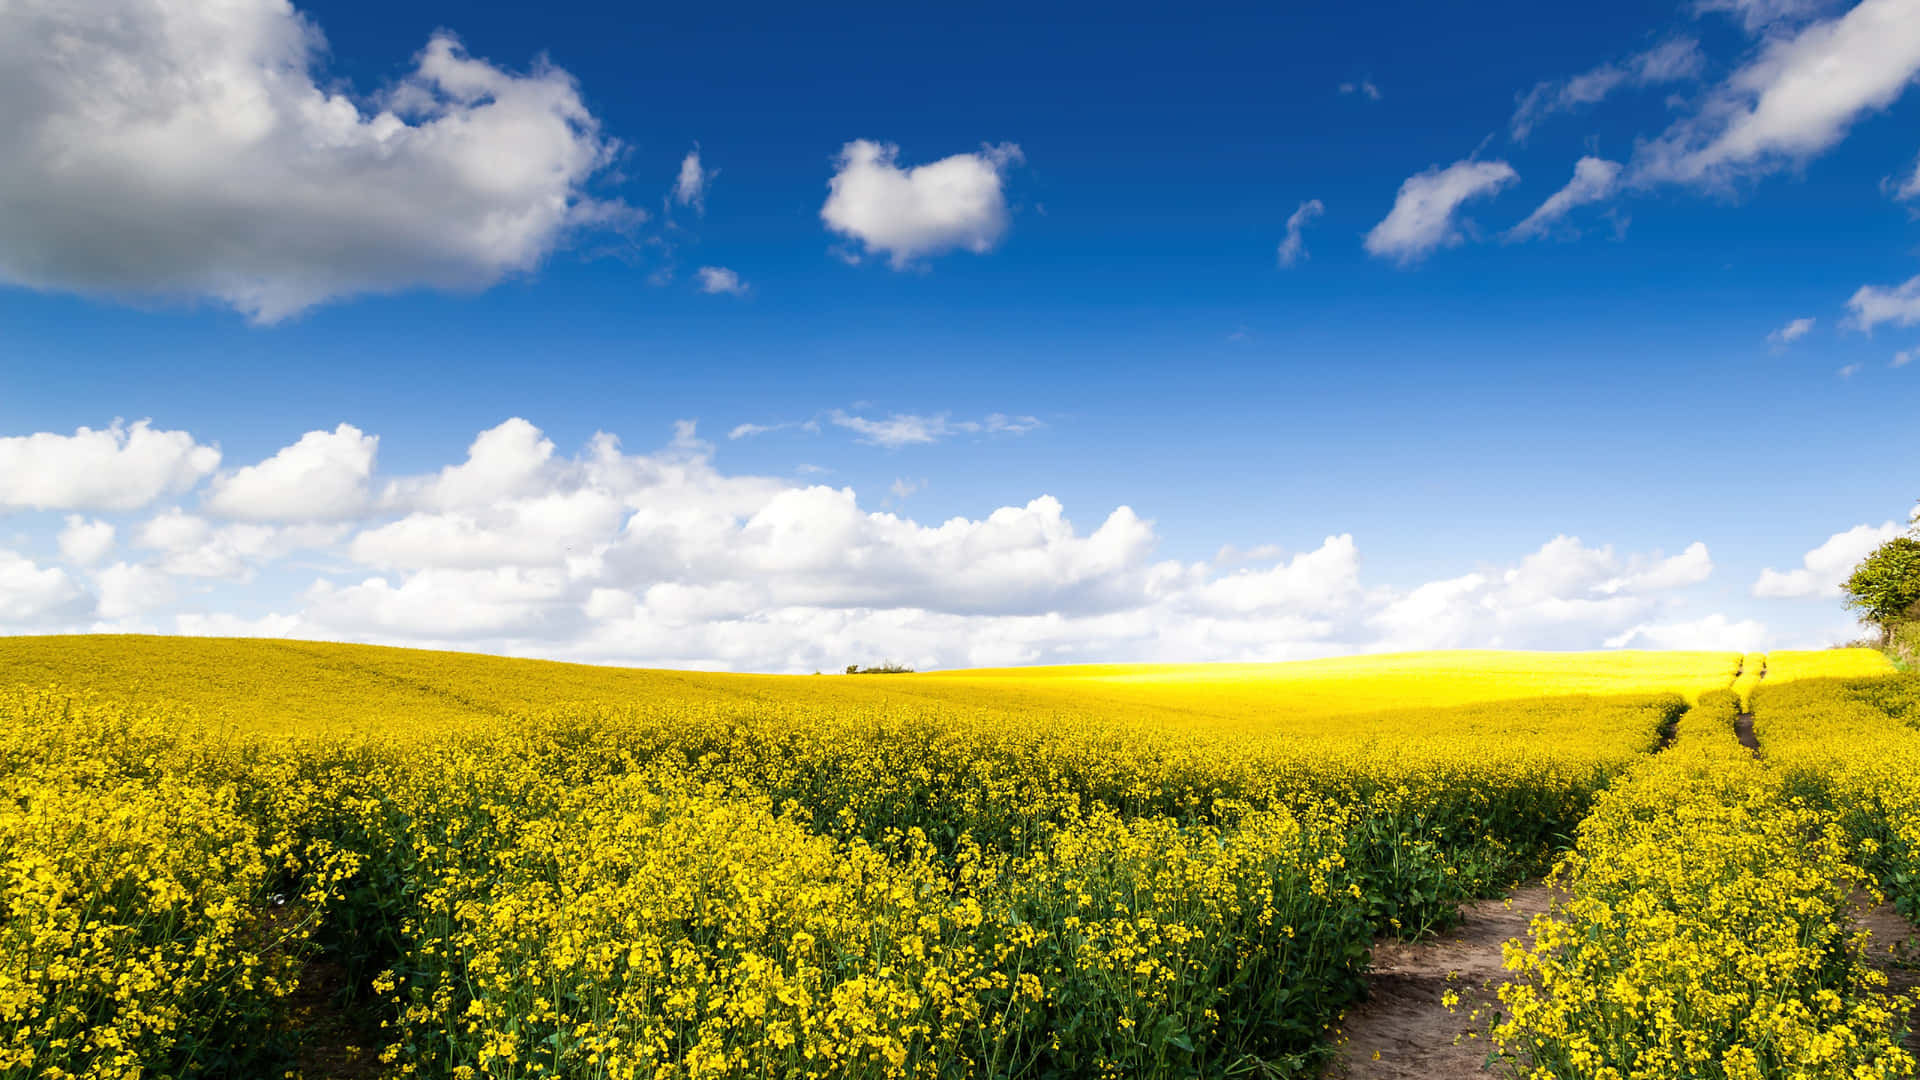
[
  {"xmin": 820, "ymin": 140, "xmax": 1023, "ymax": 267},
  {"xmin": 1894, "ymin": 151, "xmax": 1920, "ymax": 200},
  {"xmin": 1838, "ymin": 362, "xmax": 1865, "ymax": 378},
  {"xmin": 0, "ymin": 550, "xmax": 86, "ymax": 625},
  {"xmin": 674, "ymin": 148, "xmax": 715, "ymax": 213},
  {"xmin": 1768, "ymin": 316, "xmax": 1817, "ymax": 346},
  {"xmin": 1633, "ymin": 0, "xmax": 1920, "ymax": 188},
  {"xmin": 57, "ymin": 517, "xmax": 116, "ymax": 567},
  {"xmin": 1511, "ymin": 39, "xmax": 1703, "ymax": 141},
  {"xmin": 889, "ymin": 478, "xmax": 923, "ymax": 499},
  {"xmin": 204, "ymin": 424, "xmax": 377, "ymax": 522},
  {"xmin": 1895, "ymin": 347, "xmax": 1916, "ymax": 367},
  {"xmin": 1753, "ymin": 521, "xmax": 1904, "ymax": 597},
  {"xmin": 1364, "ymin": 159, "xmax": 1519, "ymax": 264},
  {"xmin": 93, "ymin": 561, "xmax": 177, "ymax": 620},
  {"xmin": 828, "ymin": 410, "xmax": 1042, "ymax": 448},
  {"xmin": 137, "ymin": 508, "xmax": 343, "ymax": 580},
  {"xmin": 1847, "ymin": 275, "xmax": 1920, "ymax": 331},
  {"xmin": 1507, "ymin": 157, "xmax": 1624, "ymax": 240},
  {"xmin": 1, "ymin": 416, "xmax": 1750, "ymax": 670},
  {"xmin": 0, "ymin": 0, "xmax": 629, "ymax": 323},
  {"xmin": 1340, "ymin": 80, "xmax": 1383, "ymax": 100},
  {"xmin": 0, "ymin": 420, "xmax": 219, "ymax": 512},
  {"xmin": 1277, "ymin": 199, "xmax": 1325, "ymax": 267},
  {"xmin": 1606, "ymin": 613, "xmax": 1771, "ymax": 651},
  {"xmin": 696, "ymin": 266, "xmax": 747, "ymax": 295}
]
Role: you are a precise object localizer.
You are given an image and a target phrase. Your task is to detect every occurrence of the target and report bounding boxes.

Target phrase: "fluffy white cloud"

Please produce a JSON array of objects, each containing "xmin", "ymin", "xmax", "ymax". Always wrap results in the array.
[
  {"xmin": 137, "ymin": 508, "xmax": 343, "ymax": 580},
  {"xmin": 1507, "ymin": 157, "xmax": 1623, "ymax": 240},
  {"xmin": 1370, "ymin": 536, "xmax": 1714, "ymax": 651},
  {"xmin": 1753, "ymin": 521, "xmax": 1905, "ymax": 597},
  {"xmin": 0, "ymin": 0, "xmax": 627, "ymax": 323},
  {"xmin": 1606, "ymin": 614, "xmax": 1771, "ymax": 651},
  {"xmin": 204, "ymin": 424, "xmax": 377, "ymax": 521},
  {"xmin": 1769, "ymin": 316, "xmax": 1817, "ymax": 345},
  {"xmin": 0, "ymin": 421, "xmax": 219, "ymax": 512},
  {"xmin": 674, "ymin": 148, "xmax": 714, "ymax": 214},
  {"xmin": 1847, "ymin": 275, "xmax": 1920, "ymax": 331},
  {"xmin": 1277, "ymin": 199, "xmax": 1325, "ymax": 267},
  {"xmin": 57, "ymin": 517, "xmax": 116, "ymax": 567},
  {"xmin": 828, "ymin": 411, "xmax": 1042, "ymax": 448},
  {"xmin": 1365, "ymin": 160, "xmax": 1519, "ymax": 264},
  {"xmin": 821, "ymin": 140, "xmax": 1023, "ymax": 267},
  {"xmin": 1633, "ymin": 0, "xmax": 1920, "ymax": 187},
  {"xmin": 93, "ymin": 561, "xmax": 177, "ymax": 620},
  {"xmin": 1511, "ymin": 39, "xmax": 1703, "ymax": 141},
  {"xmin": 696, "ymin": 267, "xmax": 747, "ymax": 295},
  {"xmin": 0, "ymin": 416, "xmax": 1753, "ymax": 670},
  {"xmin": 0, "ymin": 550, "xmax": 86, "ymax": 625}
]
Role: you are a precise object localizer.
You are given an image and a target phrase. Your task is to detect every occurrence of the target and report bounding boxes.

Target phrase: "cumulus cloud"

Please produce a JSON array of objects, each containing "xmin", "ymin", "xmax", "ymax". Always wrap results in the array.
[
  {"xmin": 673, "ymin": 148, "xmax": 715, "ymax": 214},
  {"xmin": 93, "ymin": 561, "xmax": 177, "ymax": 620},
  {"xmin": 1633, "ymin": 0, "xmax": 1920, "ymax": 188},
  {"xmin": 828, "ymin": 411, "xmax": 1042, "ymax": 448},
  {"xmin": 57, "ymin": 517, "xmax": 116, "ymax": 567},
  {"xmin": 0, "ymin": 420, "xmax": 219, "ymax": 512},
  {"xmin": 1753, "ymin": 521, "xmax": 1905, "ymax": 597},
  {"xmin": 820, "ymin": 140, "xmax": 1024, "ymax": 267},
  {"xmin": 1507, "ymin": 157, "xmax": 1624, "ymax": 240},
  {"xmin": 696, "ymin": 267, "xmax": 748, "ymax": 295},
  {"xmin": 1277, "ymin": 199, "xmax": 1325, "ymax": 267},
  {"xmin": 1847, "ymin": 275, "xmax": 1920, "ymax": 331},
  {"xmin": 0, "ymin": 416, "xmax": 1748, "ymax": 669},
  {"xmin": 1365, "ymin": 160, "xmax": 1519, "ymax": 264},
  {"xmin": 1768, "ymin": 316, "xmax": 1817, "ymax": 346},
  {"xmin": 204, "ymin": 424, "xmax": 377, "ymax": 522},
  {"xmin": 137, "ymin": 508, "xmax": 343, "ymax": 581},
  {"xmin": 1511, "ymin": 39, "xmax": 1704, "ymax": 141},
  {"xmin": 0, "ymin": 0, "xmax": 629, "ymax": 323},
  {"xmin": 0, "ymin": 550, "xmax": 87, "ymax": 625}
]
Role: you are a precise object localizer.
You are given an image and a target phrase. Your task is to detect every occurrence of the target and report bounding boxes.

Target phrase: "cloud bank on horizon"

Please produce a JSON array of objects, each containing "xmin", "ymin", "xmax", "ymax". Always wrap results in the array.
[{"xmin": 0, "ymin": 416, "xmax": 1895, "ymax": 670}]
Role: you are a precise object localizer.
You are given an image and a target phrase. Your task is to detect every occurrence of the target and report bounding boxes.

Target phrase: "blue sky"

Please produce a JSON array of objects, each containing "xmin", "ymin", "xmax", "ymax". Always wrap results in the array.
[{"xmin": 0, "ymin": 0, "xmax": 1917, "ymax": 669}]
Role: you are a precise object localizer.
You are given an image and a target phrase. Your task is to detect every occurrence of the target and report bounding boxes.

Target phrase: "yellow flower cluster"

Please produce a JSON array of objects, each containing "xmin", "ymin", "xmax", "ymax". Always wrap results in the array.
[
  {"xmin": 0, "ymin": 638, "xmax": 1753, "ymax": 1078},
  {"xmin": 1496, "ymin": 671, "xmax": 1916, "ymax": 1080},
  {"xmin": 1750, "ymin": 650, "xmax": 1920, "ymax": 922},
  {"xmin": 0, "ymin": 691, "xmax": 355, "ymax": 1080}
]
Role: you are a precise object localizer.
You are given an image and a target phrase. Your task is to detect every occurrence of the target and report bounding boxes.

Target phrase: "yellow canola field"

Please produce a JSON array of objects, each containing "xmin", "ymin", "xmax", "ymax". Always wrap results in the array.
[
  {"xmin": 0, "ymin": 638, "xmax": 1756, "ymax": 1080},
  {"xmin": 0, "ymin": 635, "xmax": 1741, "ymax": 735}
]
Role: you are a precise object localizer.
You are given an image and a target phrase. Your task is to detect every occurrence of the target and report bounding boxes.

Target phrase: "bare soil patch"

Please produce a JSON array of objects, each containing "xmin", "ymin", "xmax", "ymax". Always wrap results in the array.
[
  {"xmin": 1327, "ymin": 885, "xmax": 1557, "ymax": 1079},
  {"xmin": 1856, "ymin": 899, "xmax": 1920, "ymax": 1054}
]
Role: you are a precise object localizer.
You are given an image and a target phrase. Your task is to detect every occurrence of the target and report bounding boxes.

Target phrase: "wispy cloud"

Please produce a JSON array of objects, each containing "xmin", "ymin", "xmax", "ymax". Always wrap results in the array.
[
  {"xmin": 696, "ymin": 266, "xmax": 748, "ymax": 295},
  {"xmin": 1768, "ymin": 316, "xmax": 1816, "ymax": 347},
  {"xmin": 1507, "ymin": 157, "xmax": 1623, "ymax": 240},
  {"xmin": 1339, "ymin": 79, "xmax": 1383, "ymax": 101},
  {"xmin": 1848, "ymin": 275, "xmax": 1920, "ymax": 331},
  {"xmin": 1277, "ymin": 199, "xmax": 1325, "ymax": 267},
  {"xmin": 1510, "ymin": 38, "xmax": 1702, "ymax": 142},
  {"xmin": 829, "ymin": 410, "xmax": 1044, "ymax": 448},
  {"xmin": 1365, "ymin": 159, "xmax": 1518, "ymax": 264}
]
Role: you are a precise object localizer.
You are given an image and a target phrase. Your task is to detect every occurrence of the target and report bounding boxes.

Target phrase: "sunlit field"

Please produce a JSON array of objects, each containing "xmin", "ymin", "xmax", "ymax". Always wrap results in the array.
[{"xmin": 2, "ymin": 638, "xmax": 1916, "ymax": 1079}]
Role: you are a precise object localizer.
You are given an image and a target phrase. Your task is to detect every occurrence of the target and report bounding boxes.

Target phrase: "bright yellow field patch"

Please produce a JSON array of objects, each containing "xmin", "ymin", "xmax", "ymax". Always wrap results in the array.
[
  {"xmin": 0, "ymin": 635, "xmax": 1742, "ymax": 736},
  {"xmin": 1758, "ymin": 647, "xmax": 1898, "ymax": 684}
]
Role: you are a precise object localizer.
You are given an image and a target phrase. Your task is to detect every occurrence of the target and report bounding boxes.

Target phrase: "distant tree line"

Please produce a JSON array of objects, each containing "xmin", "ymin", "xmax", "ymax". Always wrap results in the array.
[{"xmin": 845, "ymin": 661, "xmax": 915, "ymax": 675}]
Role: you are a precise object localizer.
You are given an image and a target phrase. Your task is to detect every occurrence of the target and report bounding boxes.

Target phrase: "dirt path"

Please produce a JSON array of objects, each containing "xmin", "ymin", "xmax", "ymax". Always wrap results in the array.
[
  {"xmin": 1856, "ymin": 900, "xmax": 1920, "ymax": 1055},
  {"xmin": 1327, "ymin": 885, "xmax": 1556, "ymax": 1079},
  {"xmin": 1734, "ymin": 711, "xmax": 1760, "ymax": 755}
]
